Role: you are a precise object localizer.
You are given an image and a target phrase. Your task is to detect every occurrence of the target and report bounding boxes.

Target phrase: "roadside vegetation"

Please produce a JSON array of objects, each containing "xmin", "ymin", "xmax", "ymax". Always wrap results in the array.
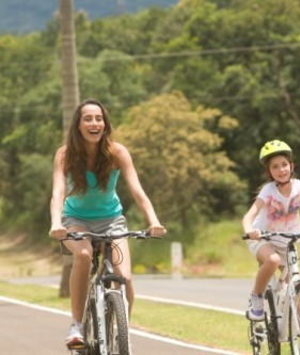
[
  {"xmin": 0, "ymin": 218, "xmax": 256, "ymax": 279},
  {"xmin": 1, "ymin": 0, "xmax": 300, "ymax": 256}
]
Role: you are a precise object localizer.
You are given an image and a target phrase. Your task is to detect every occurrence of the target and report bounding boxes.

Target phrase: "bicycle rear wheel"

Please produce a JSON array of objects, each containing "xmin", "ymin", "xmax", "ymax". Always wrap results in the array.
[
  {"xmin": 106, "ymin": 291, "xmax": 130, "ymax": 355},
  {"xmin": 289, "ymin": 283, "xmax": 300, "ymax": 354},
  {"xmin": 265, "ymin": 289, "xmax": 281, "ymax": 354},
  {"xmin": 83, "ymin": 296, "xmax": 100, "ymax": 355}
]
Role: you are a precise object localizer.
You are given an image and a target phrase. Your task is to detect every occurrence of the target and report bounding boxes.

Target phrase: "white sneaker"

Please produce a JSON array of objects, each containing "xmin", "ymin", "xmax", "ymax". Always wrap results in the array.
[
  {"xmin": 65, "ymin": 322, "xmax": 84, "ymax": 348},
  {"xmin": 248, "ymin": 293, "xmax": 264, "ymax": 321}
]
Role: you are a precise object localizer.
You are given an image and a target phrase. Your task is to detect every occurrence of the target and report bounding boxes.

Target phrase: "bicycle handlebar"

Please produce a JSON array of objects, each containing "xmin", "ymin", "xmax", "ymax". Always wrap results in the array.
[
  {"xmin": 242, "ymin": 231, "xmax": 300, "ymax": 241},
  {"xmin": 63, "ymin": 230, "xmax": 161, "ymax": 241}
]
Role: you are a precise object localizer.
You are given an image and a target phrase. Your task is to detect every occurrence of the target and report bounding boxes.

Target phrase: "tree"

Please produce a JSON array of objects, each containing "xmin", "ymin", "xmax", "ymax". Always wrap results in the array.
[
  {"xmin": 115, "ymin": 91, "xmax": 245, "ymax": 240},
  {"xmin": 58, "ymin": 0, "xmax": 80, "ymax": 297}
]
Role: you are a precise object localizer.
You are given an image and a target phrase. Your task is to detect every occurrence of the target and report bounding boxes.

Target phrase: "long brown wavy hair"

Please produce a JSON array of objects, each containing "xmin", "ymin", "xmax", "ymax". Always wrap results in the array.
[{"xmin": 63, "ymin": 98, "xmax": 114, "ymax": 195}]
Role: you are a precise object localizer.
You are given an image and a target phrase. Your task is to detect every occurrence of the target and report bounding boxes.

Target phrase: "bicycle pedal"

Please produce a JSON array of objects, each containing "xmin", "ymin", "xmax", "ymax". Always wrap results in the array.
[
  {"xmin": 67, "ymin": 343, "xmax": 86, "ymax": 350},
  {"xmin": 245, "ymin": 310, "xmax": 266, "ymax": 322},
  {"xmin": 70, "ymin": 350, "xmax": 86, "ymax": 355}
]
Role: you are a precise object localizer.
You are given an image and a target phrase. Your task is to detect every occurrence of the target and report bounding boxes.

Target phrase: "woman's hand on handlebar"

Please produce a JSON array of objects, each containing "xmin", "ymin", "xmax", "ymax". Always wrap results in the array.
[
  {"xmin": 49, "ymin": 225, "xmax": 67, "ymax": 240},
  {"xmin": 245, "ymin": 229, "xmax": 261, "ymax": 240},
  {"xmin": 147, "ymin": 224, "xmax": 167, "ymax": 237}
]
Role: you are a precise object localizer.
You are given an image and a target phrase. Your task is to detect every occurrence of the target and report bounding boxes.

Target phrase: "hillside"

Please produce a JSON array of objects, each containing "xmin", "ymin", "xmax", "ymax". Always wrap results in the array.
[{"xmin": 0, "ymin": 0, "xmax": 178, "ymax": 34}]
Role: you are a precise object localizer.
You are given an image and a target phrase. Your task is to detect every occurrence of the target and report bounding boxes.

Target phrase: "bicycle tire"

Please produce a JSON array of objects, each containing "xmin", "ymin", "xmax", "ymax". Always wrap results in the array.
[
  {"xmin": 289, "ymin": 282, "xmax": 300, "ymax": 354},
  {"xmin": 83, "ymin": 295, "xmax": 100, "ymax": 355},
  {"xmin": 265, "ymin": 289, "xmax": 281, "ymax": 354},
  {"xmin": 105, "ymin": 291, "xmax": 130, "ymax": 355}
]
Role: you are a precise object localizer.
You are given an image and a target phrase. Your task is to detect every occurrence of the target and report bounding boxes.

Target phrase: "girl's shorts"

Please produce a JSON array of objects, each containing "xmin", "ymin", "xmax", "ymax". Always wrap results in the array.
[
  {"xmin": 247, "ymin": 239, "xmax": 287, "ymax": 266},
  {"xmin": 61, "ymin": 215, "xmax": 128, "ymax": 255}
]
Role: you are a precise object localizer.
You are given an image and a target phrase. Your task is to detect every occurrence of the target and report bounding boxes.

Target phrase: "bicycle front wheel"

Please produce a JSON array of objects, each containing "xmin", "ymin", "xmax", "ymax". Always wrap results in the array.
[
  {"xmin": 265, "ymin": 289, "xmax": 281, "ymax": 354},
  {"xmin": 83, "ymin": 296, "xmax": 100, "ymax": 355},
  {"xmin": 106, "ymin": 291, "xmax": 130, "ymax": 355},
  {"xmin": 289, "ymin": 283, "xmax": 300, "ymax": 354}
]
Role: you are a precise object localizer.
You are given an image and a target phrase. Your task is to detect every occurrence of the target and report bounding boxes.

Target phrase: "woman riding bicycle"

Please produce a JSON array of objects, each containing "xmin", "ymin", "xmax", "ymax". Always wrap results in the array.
[
  {"xmin": 242, "ymin": 139, "xmax": 300, "ymax": 321},
  {"xmin": 49, "ymin": 98, "xmax": 166, "ymax": 347}
]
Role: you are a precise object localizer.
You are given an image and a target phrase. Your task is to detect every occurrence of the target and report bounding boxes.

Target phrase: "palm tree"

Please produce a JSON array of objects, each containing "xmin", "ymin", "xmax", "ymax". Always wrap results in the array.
[{"xmin": 59, "ymin": 0, "xmax": 80, "ymax": 297}]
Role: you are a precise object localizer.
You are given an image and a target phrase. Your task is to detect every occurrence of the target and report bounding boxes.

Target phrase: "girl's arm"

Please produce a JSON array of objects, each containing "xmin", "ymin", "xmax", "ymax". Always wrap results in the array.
[
  {"xmin": 49, "ymin": 146, "xmax": 67, "ymax": 240},
  {"xmin": 114, "ymin": 143, "xmax": 166, "ymax": 236},
  {"xmin": 242, "ymin": 198, "xmax": 265, "ymax": 239}
]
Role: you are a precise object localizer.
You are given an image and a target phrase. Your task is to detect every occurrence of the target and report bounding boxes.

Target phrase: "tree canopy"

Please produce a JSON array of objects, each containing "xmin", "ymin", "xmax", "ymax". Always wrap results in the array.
[{"xmin": 0, "ymin": 0, "xmax": 300, "ymax": 240}]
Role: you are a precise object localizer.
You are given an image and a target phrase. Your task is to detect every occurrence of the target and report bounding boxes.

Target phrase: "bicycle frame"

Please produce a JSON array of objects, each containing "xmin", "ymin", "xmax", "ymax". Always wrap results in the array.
[
  {"xmin": 267, "ymin": 240, "xmax": 300, "ymax": 343},
  {"xmin": 84, "ymin": 239, "xmax": 129, "ymax": 355},
  {"xmin": 243, "ymin": 231, "xmax": 300, "ymax": 354}
]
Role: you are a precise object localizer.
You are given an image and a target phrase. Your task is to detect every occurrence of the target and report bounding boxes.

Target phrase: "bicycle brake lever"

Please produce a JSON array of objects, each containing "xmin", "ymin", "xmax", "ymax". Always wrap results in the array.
[{"xmin": 66, "ymin": 232, "xmax": 84, "ymax": 240}]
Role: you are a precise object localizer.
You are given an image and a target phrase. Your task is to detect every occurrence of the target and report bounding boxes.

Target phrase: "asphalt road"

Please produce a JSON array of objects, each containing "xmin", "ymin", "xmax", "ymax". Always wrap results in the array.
[
  {"xmin": 0, "ymin": 298, "xmax": 221, "ymax": 355},
  {"xmin": 133, "ymin": 276, "xmax": 253, "ymax": 312}
]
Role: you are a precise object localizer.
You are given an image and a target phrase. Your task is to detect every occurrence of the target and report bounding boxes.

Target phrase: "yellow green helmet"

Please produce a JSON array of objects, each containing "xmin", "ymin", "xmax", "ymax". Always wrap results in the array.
[{"xmin": 259, "ymin": 140, "xmax": 292, "ymax": 164}]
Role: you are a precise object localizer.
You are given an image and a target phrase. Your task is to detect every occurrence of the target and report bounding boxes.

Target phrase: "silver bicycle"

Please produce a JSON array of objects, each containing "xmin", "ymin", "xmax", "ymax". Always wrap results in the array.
[
  {"xmin": 64, "ymin": 230, "xmax": 159, "ymax": 355},
  {"xmin": 243, "ymin": 231, "xmax": 300, "ymax": 355}
]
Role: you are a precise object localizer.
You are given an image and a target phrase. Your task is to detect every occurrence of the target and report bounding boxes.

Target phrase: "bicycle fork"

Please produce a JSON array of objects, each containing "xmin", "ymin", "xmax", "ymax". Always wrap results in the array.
[
  {"xmin": 95, "ymin": 282, "xmax": 130, "ymax": 355},
  {"xmin": 96, "ymin": 284, "xmax": 108, "ymax": 355}
]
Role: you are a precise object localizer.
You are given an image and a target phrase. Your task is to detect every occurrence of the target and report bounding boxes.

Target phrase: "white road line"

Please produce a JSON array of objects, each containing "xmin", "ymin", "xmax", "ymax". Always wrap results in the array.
[
  {"xmin": 0, "ymin": 295, "xmax": 71, "ymax": 316},
  {"xmin": 48, "ymin": 285, "xmax": 244, "ymax": 316},
  {"xmin": 0, "ymin": 295, "xmax": 241, "ymax": 355},
  {"xmin": 131, "ymin": 328, "xmax": 240, "ymax": 354},
  {"xmin": 136, "ymin": 294, "xmax": 245, "ymax": 316},
  {"xmin": 18, "ymin": 281, "xmax": 245, "ymax": 316}
]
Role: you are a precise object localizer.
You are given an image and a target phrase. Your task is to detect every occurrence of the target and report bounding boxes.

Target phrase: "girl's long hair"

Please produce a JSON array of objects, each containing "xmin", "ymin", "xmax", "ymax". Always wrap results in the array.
[{"xmin": 63, "ymin": 98, "xmax": 114, "ymax": 195}]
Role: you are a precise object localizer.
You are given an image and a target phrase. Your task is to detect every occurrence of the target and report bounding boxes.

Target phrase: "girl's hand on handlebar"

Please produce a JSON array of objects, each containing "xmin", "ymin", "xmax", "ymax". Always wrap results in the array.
[
  {"xmin": 245, "ymin": 229, "xmax": 261, "ymax": 240},
  {"xmin": 49, "ymin": 225, "xmax": 67, "ymax": 240},
  {"xmin": 148, "ymin": 224, "xmax": 167, "ymax": 237}
]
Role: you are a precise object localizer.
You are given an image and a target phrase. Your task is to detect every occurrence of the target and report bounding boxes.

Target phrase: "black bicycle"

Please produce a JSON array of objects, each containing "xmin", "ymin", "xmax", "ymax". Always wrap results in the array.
[{"xmin": 64, "ymin": 230, "xmax": 160, "ymax": 355}]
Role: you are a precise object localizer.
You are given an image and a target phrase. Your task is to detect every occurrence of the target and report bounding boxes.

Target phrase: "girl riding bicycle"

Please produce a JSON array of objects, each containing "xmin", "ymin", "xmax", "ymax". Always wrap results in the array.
[
  {"xmin": 49, "ymin": 98, "xmax": 166, "ymax": 347},
  {"xmin": 242, "ymin": 139, "xmax": 300, "ymax": 321}
]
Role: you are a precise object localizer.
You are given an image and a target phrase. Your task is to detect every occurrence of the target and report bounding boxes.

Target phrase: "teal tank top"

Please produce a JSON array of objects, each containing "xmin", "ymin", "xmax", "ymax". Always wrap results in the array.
[{"xmin": 63, "ymin": 170, "xmax": 123, "ymax": 220}]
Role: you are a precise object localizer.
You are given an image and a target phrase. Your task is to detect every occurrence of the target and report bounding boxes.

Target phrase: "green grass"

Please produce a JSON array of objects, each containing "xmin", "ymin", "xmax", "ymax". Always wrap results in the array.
[
  {"xmin": 132, "ymin": 299, "xmax": 249, "ymax": 353},
  {"xmin": 185, "ymin": 219, "xmax": 258, "ymax": 277},
  {"xmin": 128, "ymin": 218, "xmax": 258, "ymax": 278}
]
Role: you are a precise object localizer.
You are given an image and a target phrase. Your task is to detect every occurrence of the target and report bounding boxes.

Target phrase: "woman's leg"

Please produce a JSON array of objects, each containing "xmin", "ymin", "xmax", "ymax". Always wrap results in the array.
[
  {"xmin": 112, "ymin": 238, "xmax": 134, "ymax": 316},
  {"xmin": 253, "ymin": 243, "xmax": 281, "ymax": 294},
  {"xmin": 63, "ymin": 226, "xmax": 93, "ymax": 323}
]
